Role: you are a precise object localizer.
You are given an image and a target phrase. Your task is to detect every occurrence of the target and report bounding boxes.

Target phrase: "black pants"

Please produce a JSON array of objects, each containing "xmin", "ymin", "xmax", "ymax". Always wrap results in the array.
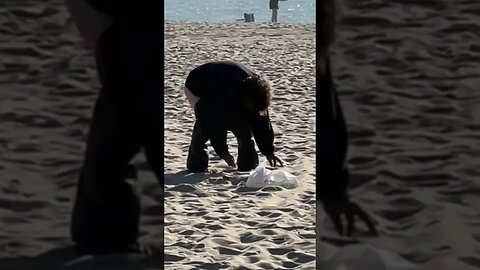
[
  {"xmin": 187, "ymin": 118, "xmax": 259, "ymax": 172},
  {"xmin": 71, "ymin": 23, "xmax": 162, "ymax": 251}
]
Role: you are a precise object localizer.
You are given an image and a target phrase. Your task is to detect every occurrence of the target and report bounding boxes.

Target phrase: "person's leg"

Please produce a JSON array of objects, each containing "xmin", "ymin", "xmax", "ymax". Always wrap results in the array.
[
  {"xmin": 270, "ymin": 0, "xmax": 278, "ymax": 23},
  {"xmin": 71, "ymin": 94, "xmax": 142, "ymax": 253},
  {"xmin": 129, "ymin": 35, "xmax": 163, "ymax": 184},
  {"xmin": 230, "ymin": 120, "xmax": 259, "ymax": 171},
  {"xmin": 186, "ymin": 121, "xmax": 210, "ymax": 172},
  {"xmin": 71, "ymin": 23, "xmax": 143, "ymax": 253},
  {"xmin": 91, "ymin": 20, "xmax": 164, "ymax": 205},
  {"xmin": 142, "ymin": 93, "xmax": 164, "ymax": 182}
]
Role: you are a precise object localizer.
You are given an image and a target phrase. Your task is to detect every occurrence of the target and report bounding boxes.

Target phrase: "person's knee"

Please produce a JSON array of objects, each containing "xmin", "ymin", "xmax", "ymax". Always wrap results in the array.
[
  {"xmin": 189, "ymin": 144, "xmax": 208, "ymax": 156},
  {"xmin": 238, "ymin": 138, "xmax": 255, "ymax": 149}
]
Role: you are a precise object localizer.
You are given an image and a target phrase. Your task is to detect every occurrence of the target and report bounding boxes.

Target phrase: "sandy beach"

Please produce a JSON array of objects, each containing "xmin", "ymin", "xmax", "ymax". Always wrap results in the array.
[
  {"xmin": 319, "ymin": 1, "xmax": 480, "ymax": 270},
  {"xmin": 164, "ymin": 22, "xmax": 316, "ymax": 269},
  {"xmin": 0, "ymin": 1, "xmax": 165, "ymax": 269},
  {"xmin": 0, "ymin": 0, "xmax": 479, "ymax": 269},
  {"xmin": 0, "ymin": 1, "xmax": 316, "ymax": 268}
]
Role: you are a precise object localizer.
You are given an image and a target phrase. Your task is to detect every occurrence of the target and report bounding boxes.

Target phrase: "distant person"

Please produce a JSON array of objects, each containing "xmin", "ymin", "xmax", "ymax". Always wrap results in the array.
[
  {"xmin": 66, "ymin": 0, "xmax": 162, "ymax": 254},
  {"xmin": 184, "ymin": 61, "xmax": 284, "ymax": 172},
  {"xmin": 270, "ymin": 0, "xmax": 279, "ymax": 23},
  {"xmin": 318, "ymin": 0, "xmax": 377, "ymax": 236}
]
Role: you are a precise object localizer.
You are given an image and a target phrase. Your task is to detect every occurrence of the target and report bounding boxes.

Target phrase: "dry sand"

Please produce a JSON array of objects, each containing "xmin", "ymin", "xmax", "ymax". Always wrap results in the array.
[
  {"xmin": 0, "ymin": 1, "xmax": 164, "ymax": 269},
  {"xmin": 164, "ymin": 22, "xmax": 316, "ymax": 269},
  {"xmin": 0, "ymin": 1, "xmax": 316, "ymax": 268},
  {"xmin": 1, "ymin": 0, "xmax": 479, "ymax": 270},
  {"xmin": 318, "ymin": 1, "xmax": 480, "ymax": 270}
]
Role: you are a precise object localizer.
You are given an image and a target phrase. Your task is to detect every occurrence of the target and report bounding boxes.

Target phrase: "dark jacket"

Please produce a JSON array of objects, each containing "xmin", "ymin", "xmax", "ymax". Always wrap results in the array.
[
  {"xmin": 186, "ymin": 61, "xmax": 275, "ymax": 157},
  {"xmin": 86, "ymin": 0, "xmax": 161, "ymax": 32}
]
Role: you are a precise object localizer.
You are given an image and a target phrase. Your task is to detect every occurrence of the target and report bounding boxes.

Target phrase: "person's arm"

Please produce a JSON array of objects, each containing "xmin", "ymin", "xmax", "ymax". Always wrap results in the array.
[
  {"xmin": 317, "ymin": 54, "xmax": 350, "ymax": 202},
  {"xmin": 317, "ymin": 79, "xmax": 377, "ymax": 236},
  {"xmin": 250, "ymin": 111, "xmax": 275, "ymax": 156},
  {"xmin": 317, "ymin": 0, "xmax": 377, "ymax": 237},
  {"xmin": 194, "ymin": 100, "xmax": 229, "ymax": 157},
  {"xmin": 209, "ymin": 127, "xmax": 229, "ymax": 158},
  {"xmin": 317, "ymin": 102, "xmax": 350, "ymax": 202}
]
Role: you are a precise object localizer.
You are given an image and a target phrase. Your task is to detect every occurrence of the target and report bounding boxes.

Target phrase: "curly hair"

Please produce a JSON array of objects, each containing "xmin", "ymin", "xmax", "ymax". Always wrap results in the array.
[{"xmin": 239, "ymin": 75, "xmax": 273, "ymax": 113}]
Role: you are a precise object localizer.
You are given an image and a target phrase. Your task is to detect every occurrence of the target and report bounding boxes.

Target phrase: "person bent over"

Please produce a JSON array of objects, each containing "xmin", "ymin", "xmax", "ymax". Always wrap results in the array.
[{"xmin": 184, "ymin": 60, "xmax": 283, "ymax": 172}]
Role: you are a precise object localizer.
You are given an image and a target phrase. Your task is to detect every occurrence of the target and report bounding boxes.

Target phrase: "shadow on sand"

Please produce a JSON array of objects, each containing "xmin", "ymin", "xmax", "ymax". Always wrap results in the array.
[
  {"xmin": 164, "ymin": 170, "xmax": 213, "ymax": 186},
  {"xmin": 0, "ymin": 247, "xmax": 163, "ymax": 270},
  {"xmin": 164, "ymin": 170, "xmax": 284, "ymax": 195},
  {"xmin": 165, "ymin": 169, "xmax": 251, "ymax": 186}
]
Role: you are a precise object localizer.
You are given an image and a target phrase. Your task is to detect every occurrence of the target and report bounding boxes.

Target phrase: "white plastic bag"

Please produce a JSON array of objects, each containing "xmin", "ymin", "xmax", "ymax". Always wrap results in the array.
[
  {"xmin": 245, "ymin": 161, "xmax": 270, "ymax": 188},
  {"xmin": 245, "ymin": 161, "xmax": 299, "ymax": 189}
]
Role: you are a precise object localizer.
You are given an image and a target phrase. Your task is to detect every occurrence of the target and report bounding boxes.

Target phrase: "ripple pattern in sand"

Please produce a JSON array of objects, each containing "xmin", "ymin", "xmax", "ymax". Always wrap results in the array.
[
  {"xmin": 164, "ymin": 22, "xmax": 316, "ymax": 269},
  {"xmin": 321, "ymin": 1, "xmax": 480, "ymax": 269},
  {"xmin": 0, "ymin": 0, "xmax": 99, "ymax": 258}
]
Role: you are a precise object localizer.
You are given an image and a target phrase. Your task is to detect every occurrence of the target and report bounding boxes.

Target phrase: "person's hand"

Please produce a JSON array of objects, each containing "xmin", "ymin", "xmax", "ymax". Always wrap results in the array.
[
  {"xmin": 266, "ymin": 154, "xmax": 284, "ymax": 167},
  {"xmin": 322, "ymin": 196, "xmax": 377, "ymax": 237},
  {"xmin": 221, "ymin": 154, "xmax": 236, "ymax": 167}
]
